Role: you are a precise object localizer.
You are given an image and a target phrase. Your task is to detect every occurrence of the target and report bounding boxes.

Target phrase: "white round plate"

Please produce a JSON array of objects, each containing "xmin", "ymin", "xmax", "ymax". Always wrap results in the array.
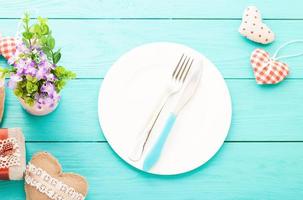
[{"xmin": 98, "ymin": 42, "xmax": 232, "ymax": 175}]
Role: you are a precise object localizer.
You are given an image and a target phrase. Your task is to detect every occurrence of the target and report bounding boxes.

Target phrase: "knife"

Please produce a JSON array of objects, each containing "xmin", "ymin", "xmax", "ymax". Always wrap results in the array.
[{"xmin": 143, "ymin": 60, "xmax": 204, "ymax": 171}]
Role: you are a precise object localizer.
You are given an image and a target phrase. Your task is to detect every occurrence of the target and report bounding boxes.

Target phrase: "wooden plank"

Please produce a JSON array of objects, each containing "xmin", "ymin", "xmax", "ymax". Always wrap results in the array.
[
  {"xmin": 1, "ymin": 19, "xmax": 303, "ymax": 79},
  {"xmin": 2, "ymin": 79, "xmax": 103, "ymax": 141},
  {"xmin": 227, "ymin": 79, "xmax": 303, "ymax": 141},
  {"xmin": 0, "ymin": 142, "xmax": 302, "ymax": 199},
  {"xmin": 0, "ymin": 0, "xmax": 303, "ymax": 19},
  {"xmin": 2, "ymin": 79, "xmax": 303, "ymax": 142}
]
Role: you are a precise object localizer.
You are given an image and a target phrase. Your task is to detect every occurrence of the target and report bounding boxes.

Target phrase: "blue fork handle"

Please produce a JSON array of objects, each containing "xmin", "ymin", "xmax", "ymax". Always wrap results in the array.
[{"xmin": 143, "ymin": 113, "xmax": 177, "ymax": 171}]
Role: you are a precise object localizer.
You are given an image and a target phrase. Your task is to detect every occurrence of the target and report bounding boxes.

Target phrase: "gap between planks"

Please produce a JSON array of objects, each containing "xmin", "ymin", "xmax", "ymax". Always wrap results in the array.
[
  {"xmin": 25, "ymin": 141, "xmax": 303, "ymax": 143},
  {"xmin": 1, "ymin": 18, "xmax": 303, "ymax": 20},
  {"xmin": 30, "ymin": 78, "xmax": 303, "ymax": 80},
  {"xmin": 4, "ymin": 78, "xmax": 303, "ymax": 80}
]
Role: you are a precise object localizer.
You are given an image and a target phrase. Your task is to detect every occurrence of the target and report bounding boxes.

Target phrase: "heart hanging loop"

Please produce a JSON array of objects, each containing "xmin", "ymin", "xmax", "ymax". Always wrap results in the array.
[{"xmin": 272, "ymin": 40, "xmax": 303, "ymax": 60}]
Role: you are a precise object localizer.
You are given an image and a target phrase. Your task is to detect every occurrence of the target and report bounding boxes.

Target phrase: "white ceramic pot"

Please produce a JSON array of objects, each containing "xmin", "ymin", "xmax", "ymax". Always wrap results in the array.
[{"xmin": 19, "ymin": 98, "xmax": 59, "ymax": 116}]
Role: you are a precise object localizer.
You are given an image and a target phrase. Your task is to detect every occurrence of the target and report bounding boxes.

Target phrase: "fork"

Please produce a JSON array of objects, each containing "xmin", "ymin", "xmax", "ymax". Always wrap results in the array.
[{"xmin": 129, "ymin": 54, "xmax": 193, "ymax": 161}]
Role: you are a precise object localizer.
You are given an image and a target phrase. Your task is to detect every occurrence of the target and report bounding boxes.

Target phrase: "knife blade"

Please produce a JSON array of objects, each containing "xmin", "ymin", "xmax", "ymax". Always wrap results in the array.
[{"xmin": 172, "ymin": 60, "xmax": 204, "ymax": 115}]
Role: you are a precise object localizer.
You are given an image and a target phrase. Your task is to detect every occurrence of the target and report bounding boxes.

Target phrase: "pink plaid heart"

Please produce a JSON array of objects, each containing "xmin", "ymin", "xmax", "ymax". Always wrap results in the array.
[
  {"xmin": 0, "ymin": 33, "xmax": 16, "ymax": 60},
  {"xmin": 250, "ymin": 48, "xmax": 289, "ymax": 84}
]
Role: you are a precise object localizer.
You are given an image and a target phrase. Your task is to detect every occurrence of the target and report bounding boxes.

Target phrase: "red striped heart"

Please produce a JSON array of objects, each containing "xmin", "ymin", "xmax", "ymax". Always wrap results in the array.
[{"xmin": 250, "ymin": 48, "xmax": 289, "ymax": 84}]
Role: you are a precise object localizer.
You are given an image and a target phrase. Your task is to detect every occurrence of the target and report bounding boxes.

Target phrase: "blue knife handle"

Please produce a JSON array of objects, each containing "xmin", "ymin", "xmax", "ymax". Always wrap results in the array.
[{"xmin": 143, "ymin": 113, "xmax": 177, "ymax": 171}]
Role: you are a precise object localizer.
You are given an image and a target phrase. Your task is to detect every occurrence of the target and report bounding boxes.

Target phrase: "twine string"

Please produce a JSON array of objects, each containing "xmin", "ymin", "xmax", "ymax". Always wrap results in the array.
[{"xmin": 272, "ymin": 40, "xmax": 303, "ymax": 60}]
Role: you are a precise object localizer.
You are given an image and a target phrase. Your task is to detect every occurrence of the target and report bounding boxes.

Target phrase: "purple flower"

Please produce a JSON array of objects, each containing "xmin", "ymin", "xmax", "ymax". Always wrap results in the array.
[
  {"xmin": 46, "ymin": 73, "xmax": 56, "ymax": 82},
  {"xmin": 15, "ymin": 41, "xmax": 29, "ymax": 54},
  {"xmin": 9, "ymin": 41, "xmax": 29, "ymax": 65},
  {"xmin": 25, "ymin": 66, "xmax": 38, "ymax": 76},
  {"xmin": 39, "ymin": 59, "xmax": 53, "ymax": 70},
  {"xmin": 17, "ymin": 41, "xmax": 28, "ymax": 51},
  {"xmin": 36, "ymin": 67, "xmax": 48, "ymax": 80},
  {"xmin": 39, "ymin": 51, "xmax": 47, "ymax": 61},
  {"xmin": 41, "ymin": 82, "xmax": 55, "ymax": 95},
  {"xmin": 14, "ymin": 58, "xmax": 33, "ymax": 75},
  {"xmin": 38, "ymin": 60, "xmax": 47, "ymax": 68},
  {"xmin": 24, "ymin": 61, "xmax": 38, "ymax": 76},
  {"xmin": 34, "ymin": 90, "xmax": 60, "ymax": 109}
]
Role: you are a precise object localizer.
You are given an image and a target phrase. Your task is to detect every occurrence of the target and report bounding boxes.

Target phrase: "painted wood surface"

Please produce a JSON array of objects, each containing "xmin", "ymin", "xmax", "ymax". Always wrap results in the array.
[
  {"xmin": 2, "ymin": 20, "xmax": 303, "ymax": 78},
  {"xmin": 0, "ymin": 0, "xmax": 302, "ymax": 19},
  {"xmin": 0, "ymin": 0, "xmax": 303, "ymax": 199},
  {"xmin": 2, "ymin": 79, "xmax": 303, "ymax": 142},
  {"xmin": 0, "ymin": 143, "xmax": 303, "ymax": 200}
]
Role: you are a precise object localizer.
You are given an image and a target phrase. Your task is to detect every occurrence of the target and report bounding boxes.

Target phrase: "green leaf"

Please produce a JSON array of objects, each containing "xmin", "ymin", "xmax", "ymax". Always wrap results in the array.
[
  {"xmin": 41, "ymin": 46, "xmax": 49, "ymax": 53},
  {"xmin": 44, "ymin": 50, "xmax": 53, "ymax": 60},
  {"xmin": 25, "ymin": 75, "xmax": 37, "ymax": 83},
  {"xmin": 32, "ymin": 77, "xmax": 38, "ymax": 83},
  {"xmin": 40, "ymin": 36, "xmax": 47, "ymax": 44},
  {"xmin": 55, "ymin": 80, "xmax": 66, "ymax": 92},
  {"xmin": 23, "ymin": 13, "xmax": 30, "ymax": 24},
  {"xmin": 14, "ymin": 88, "xmax": 23, "ymax": 97},
  {"xmin": 38, "ymin": 16, "xmax": 48, "ymax": 25},
  {"xmin": 68, "ymin": 71, "xmax": 76, "ymax": 79},
  {"xmin": 22, "ymin": 32, "xmax": 33, "ymax": 40},
  {"xmin": 24, "ymin": 97, "xmax": 35, "ymax": 107},
  {"xmin": 41, "ymin": 24, "xmax": 49, "ymax": 35},
  {"xmin": 0, "ymin": 67, "xmax": 14, "ymax": 78},
  {"xmin": 53, "ymin": 50, "xmax": 61, "ymax": 64},
  {"xmin": 26, "ymin": 75, "xmax": 33, "ymax": 81},
  {"xmin": 47, "ymin": 36, "xmax": 55, "ymax": 49},
  {"xmin": 18, "ymin": 81, "xmax": 27, "ymax": 89},
  {"xmin": 53, "ymin": 66, "xmax": 76, "ymax": 91},
  {"xmin": 26, "ymin": 81, "xmax": 38, "ymax": 94},
  {"xmin": 32, "ymin": 53, "xmax": 41, "ymax": 63},
  {"xmin": 33, "ymin": 24, "xmax": 42, "ymax": 35}
]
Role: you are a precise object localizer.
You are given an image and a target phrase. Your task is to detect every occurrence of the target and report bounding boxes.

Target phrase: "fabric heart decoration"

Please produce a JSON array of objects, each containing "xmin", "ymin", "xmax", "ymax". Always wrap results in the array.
[
  {"xmin": 0, "ymin": 32, "xmax": 14, "ymax": 121},
  {"xmin": 0, "ymin": 33, "xmax": 16, "ymax": 60},
  {"xmin": 239, "ymin": 6, "xmax": 275, "ymax": 44},
  {"xmin": 0, "ymin": 128, "xmax": 26, "ymax": 180},
  {"xmin": 250, "ymin": 48, "xmax": 289, "ymax": 84},
  {"xmin": 25, "ymin": 152, "xmax": 89, "ymax": 200}
]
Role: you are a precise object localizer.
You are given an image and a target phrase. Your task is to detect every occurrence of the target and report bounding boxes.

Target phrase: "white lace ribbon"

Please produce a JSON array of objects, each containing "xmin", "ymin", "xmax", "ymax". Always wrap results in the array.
[
  {"xmin": 25, "ymin": 163, "xmax": 85, "ymax": 200},
  {"xmin": 0, "ymin": 137, "xmax": 21, "ymax": 169}
]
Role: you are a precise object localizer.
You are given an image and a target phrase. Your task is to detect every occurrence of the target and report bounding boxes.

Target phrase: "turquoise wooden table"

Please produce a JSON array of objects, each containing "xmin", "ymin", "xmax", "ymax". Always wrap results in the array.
[{"xmin": 1, "ymin": 1, "xmax": 303, "ymax": 199}]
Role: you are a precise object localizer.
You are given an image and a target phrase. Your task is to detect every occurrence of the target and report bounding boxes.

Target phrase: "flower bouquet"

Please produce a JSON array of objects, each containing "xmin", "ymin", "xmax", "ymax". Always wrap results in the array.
[{"xmin": 1, "ymin": 14, "xmax": 76, "ymax": 116}]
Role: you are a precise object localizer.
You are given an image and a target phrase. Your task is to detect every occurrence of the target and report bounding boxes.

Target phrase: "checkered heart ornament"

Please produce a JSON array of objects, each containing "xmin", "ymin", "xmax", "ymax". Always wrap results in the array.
[
  {"xmin": 251, "ymin": 40, "xmax": 303, "ymax": 84},
  {"xmin": 0, "ymin": 33, "xmax": 16, "ymax": 60}
]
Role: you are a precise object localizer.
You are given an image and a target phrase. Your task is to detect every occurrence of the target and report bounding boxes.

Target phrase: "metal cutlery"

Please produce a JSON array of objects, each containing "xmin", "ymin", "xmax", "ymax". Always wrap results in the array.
[
  {"xmin": 143, "ymin": 59, "xmax": 203, "ymax": 171},
  {"xmin": 129, "ymin": 54, "xmax": 194, "ymax": 161}
]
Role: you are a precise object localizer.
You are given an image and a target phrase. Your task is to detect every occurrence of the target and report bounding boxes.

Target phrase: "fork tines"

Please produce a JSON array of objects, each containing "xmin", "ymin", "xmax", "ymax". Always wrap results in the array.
[{"xmin": 172, "ymin": 54, "xmax": 194, "ymax": 82}]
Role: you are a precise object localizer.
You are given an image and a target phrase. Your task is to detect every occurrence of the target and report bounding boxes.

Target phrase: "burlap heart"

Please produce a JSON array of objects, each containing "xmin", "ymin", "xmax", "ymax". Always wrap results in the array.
[
  {"xmin": 25, "ymin": 152, "xmax": 88, "ymax": 200},
  {"xmin": 251, "ymin": 48, "xmax": 289, "ymax": 84},
  {"xmin": 239, "ymin": 6, "xmax": 275, "ymax": 44}
]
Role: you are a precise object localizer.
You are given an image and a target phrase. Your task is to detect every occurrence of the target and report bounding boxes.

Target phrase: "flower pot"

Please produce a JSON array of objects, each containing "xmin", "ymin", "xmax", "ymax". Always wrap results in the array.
[{"xmin": 18, "ymin": 98, "xmax": 59, "ymax": 116}]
